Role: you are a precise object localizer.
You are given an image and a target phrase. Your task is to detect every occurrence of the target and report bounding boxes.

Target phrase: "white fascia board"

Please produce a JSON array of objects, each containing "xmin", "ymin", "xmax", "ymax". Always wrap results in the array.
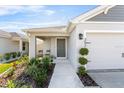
[
  {"xmin": 71, "ymin": 5, "xmax": 109, "ymax": 23},
  {"xmin": 85, "ymin": 30, "xmax": 124, "ymax": 33},
  {"xmin": 79, "ymin": 21, "xmax": 124, "ymax": 24}
]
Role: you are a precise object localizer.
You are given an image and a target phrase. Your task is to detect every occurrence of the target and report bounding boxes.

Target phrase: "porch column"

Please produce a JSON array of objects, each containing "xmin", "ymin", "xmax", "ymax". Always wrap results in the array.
[
  {"xmin": 19, "ymin": 39, "xmax": 23, "ymax": 52},
  {"xmin": 29, "ymin": 35, "xmax": 36, "ymax": 59}
]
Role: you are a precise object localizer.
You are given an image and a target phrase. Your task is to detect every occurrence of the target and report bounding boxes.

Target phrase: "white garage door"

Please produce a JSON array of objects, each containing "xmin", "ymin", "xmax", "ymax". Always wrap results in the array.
[{"xmin": 86, "ymin": 33, "xmax": 124, "ymax": 70}]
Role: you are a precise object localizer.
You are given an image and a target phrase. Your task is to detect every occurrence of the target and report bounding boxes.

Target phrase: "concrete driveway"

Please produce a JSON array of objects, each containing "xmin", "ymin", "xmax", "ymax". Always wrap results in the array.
[{"xmin": 88, "ymin": 71, "xmax": 124, "ymax": 88}]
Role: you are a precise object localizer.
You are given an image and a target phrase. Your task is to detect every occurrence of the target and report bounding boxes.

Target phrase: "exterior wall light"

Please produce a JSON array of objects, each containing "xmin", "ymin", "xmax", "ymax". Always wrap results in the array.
[{"xmin": 79, "ymin": 33, "xmax": 83, "ymax": 40}]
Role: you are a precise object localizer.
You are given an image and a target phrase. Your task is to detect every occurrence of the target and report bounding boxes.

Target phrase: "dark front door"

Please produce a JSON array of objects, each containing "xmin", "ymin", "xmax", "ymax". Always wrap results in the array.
[{"xmin": 57, "ymin": 39, "xmax": 66, "ymax": 58}]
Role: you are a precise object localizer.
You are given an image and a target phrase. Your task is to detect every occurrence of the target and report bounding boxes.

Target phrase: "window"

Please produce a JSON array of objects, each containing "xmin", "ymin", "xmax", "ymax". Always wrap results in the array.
[{"xmin": 22, "ymin": 42, "xmax": 26, "ymax": 51}]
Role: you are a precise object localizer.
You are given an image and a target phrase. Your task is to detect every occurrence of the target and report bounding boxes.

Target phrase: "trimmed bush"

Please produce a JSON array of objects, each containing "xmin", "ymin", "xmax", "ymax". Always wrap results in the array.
[
  {"xmin": 78, "ymin": 66, "xmax": 86, "ymax": 76},
  {"xmin": 17, "ymin": 52, "xmax": 21, "ymax": 57},
  {"xmin": 79, "ymin": 57, "xmax": 88, "ymax": 65},
  {"xmin": 4, "ymin": 53, "xmax": 11, "ymax": 60},
  {"xmin": 11, "ymin": 52, "xmax": 17, "ymax": 58},
  {"xmin": 79, "ymin": 48, "xmax": 89, "ymax": 55}
]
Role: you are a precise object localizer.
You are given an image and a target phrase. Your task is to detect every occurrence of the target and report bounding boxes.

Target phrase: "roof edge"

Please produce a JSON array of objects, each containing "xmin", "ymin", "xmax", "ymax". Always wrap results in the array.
[
  {"xmin": 67, "ymin": 5, "xmax": 116, "ymax": 33},
  {"xmin": 71, "ymin": 5, "xmax": 115, "ymax": 23}
]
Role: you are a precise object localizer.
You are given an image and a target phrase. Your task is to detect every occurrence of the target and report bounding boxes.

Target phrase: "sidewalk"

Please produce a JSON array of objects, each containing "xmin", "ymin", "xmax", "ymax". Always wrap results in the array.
[{"xmin": 48, "ymin": 62, "xmax": 84, "ymax": 88}]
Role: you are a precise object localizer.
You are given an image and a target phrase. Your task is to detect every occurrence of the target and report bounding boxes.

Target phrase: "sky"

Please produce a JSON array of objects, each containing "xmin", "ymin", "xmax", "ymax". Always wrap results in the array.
[{"xmin": 0, "ymin": 5, "xmax": 97, "ymax": 33}]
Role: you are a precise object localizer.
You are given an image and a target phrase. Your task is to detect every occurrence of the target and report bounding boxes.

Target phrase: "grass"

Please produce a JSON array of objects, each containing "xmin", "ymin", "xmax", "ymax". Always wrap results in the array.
[{"xmin": 0, "ymin": 60, "xmax": 21, "ymax": 74}]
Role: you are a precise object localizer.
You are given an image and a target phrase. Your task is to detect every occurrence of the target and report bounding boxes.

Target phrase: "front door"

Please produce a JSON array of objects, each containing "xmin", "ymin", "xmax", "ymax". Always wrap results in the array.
[{"xmin": 57, "ymin": 38, "xmax": 66, "ymax": 59}]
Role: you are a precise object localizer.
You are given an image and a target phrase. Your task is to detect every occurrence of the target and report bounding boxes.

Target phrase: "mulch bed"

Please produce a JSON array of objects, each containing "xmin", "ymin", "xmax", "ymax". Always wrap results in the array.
[
  {"xmin": 0, "ymin": 63, "xmax": 55, "ymax": 88},
  {"xmin": 16, "ymin": 63, "xmax": 55, "ymax": 88},
  {"xmin": 77, "ymin": 73, "xmax": 99, "ymax": 87},
  {"xmin": 41, "ymin": 63, "xmax": 55, "ymax": 88},
  {"xmin": 0, "ymin": 63, "xmax": 26, "ymax": 87}
]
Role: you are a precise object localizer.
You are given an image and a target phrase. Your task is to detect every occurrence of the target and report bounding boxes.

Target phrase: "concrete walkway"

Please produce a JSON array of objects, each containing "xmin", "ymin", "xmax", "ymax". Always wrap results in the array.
[{"xmin": 49, "ymin": 62, "xmax": 84, "ymax": 88}]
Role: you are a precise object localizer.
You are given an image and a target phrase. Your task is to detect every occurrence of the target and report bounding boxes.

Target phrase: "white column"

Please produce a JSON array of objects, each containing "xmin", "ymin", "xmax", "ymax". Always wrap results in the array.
[
  {"xmin": 19, "ymin": 39, "xmax": 23, "ymax": 52},
  {"xmin": 29, "ymin": 35, "xmax": 36, "ymax": 59}
]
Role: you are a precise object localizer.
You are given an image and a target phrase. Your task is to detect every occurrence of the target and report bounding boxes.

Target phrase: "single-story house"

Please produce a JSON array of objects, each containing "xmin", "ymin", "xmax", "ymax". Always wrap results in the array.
[
  {"xmin": 0, "ymin": 30, "xmax": 29, "ymax": 55},
  {"xmin": 24, "ymin": 5, "xmax": 124, "ymax": 70}
]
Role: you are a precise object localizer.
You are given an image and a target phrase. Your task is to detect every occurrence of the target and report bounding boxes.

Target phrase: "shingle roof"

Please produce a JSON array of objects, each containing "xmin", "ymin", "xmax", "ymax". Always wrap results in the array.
[
  {"xmin": 0, "ymin": 30, "xmax": 11, "ymax": 38},
  {"xmin": 0, "ymin": 30, "xmax": 27, "ymax": 40},
  {"xmin": 9, "ymin": 32, "xmax": 20, "ymax": 37}
]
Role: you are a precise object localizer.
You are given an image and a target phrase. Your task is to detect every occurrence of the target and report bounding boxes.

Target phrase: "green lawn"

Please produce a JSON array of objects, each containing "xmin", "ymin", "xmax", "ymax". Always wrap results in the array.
[{"xmin": 0, "ymin": 61, "xmax": 21, "ymax": 74}]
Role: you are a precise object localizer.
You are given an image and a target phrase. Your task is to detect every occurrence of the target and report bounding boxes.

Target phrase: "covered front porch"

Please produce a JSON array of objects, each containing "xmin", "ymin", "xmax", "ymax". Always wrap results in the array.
[
  {"xmin": 36, "ymin": 36, "xmax": 68, "ymax": 58},
  {"xmin": 24, "ymin": 26, "xmax": 69, "ymax": 61}
]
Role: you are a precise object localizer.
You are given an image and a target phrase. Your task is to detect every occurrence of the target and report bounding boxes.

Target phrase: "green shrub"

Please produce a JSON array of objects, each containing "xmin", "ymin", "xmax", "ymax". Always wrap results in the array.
[
  {"xmin": 7, "ymin": 80, "xmax": 16, "ymax": 88},
  {"xmin": 78, "ymin": 66, "xmax": 86, "ymax": 76},
  {"xmin": 26, "ymin": 64, "xmax": 39, "ymax": 77},
  {"xmin": 0, "ymin": 54, "xmax": 3, "ymax": 61},
  {"xmin": 26, "ymin": 64, "xmax": 47, "ymax": 87},
  {"xmin": 20, "ymin": 55, "xmax": 29, "ymax": 63},
  {"xmin": 50, "ymin": 55, "xmax": 54, "ymax": 62},
  {"xmin": 79, "ymin": 57, "xmax": 88, "ymax": 65},
  {"xmin": 42, "ymin": 56, "xmax": 51, "ymax": 70},
  {"xmin": 3, "ymin": 67, "xmax": 14, "ymax": 78},
  {"xmin": 35, "ymin": 68, "xmax": 47, "ymax": 87},
  {"xmin": 4, "ymin": 53, "xmax": 11, "ymax": 60},
  {"xmin": 17, "ymin": 52, "xmax": 21, "ymax": 57},
  {"xmin": 11, "ymin": 52, "xmax": 17, "ymax": 58},
  {"xmin": 29, "ymin": 58, "xmax": 41, "ymax": 66},
  {"xmin": 79, "ymin": 48, "xmax": 89, "ymax": 55}
]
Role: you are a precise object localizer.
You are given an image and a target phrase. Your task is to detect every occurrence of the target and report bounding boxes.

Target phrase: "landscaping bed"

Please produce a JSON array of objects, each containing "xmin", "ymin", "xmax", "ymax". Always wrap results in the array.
[
  {"xmin": 77, "ymin": 73, "xmax": 99, "ymax": 87},
  {"xmin": 0, "ymin": 61, "xmax": 21, "ymax": 74},
  {"xmin": 0, "ymin": 63, "xmax": 27, "ymax": 87},
  {"xmin": 0, "ymin": 55, "xmax": 55, "ymax": 88},
  {"xmin": 41, "ymin": 63, "xmax": 55, "ymax": 88},
  {"xmin": 16, "ymin": 63, "xmax": 55, "ymax": 88}
]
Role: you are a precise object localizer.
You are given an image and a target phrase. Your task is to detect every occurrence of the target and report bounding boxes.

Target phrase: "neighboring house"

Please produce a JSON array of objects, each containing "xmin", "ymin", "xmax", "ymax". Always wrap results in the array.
[
  {"xmin": 0, "ymin": 30, "xmax": 29, "ymax": 55},
  {"xmin": 24, "ymin": 5, "xmax": 124, "ymax": 70}
]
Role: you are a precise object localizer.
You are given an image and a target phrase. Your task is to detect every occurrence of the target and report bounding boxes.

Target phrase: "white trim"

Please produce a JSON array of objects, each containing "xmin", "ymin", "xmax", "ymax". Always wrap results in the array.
[
  {"xmin": 104, "ymin": 6, "xmax": 115, "ymax": 14},
  {"xmin": 68, "ymin": 21, "xmax": 124, "ymax": 33},
  {"xmin": 71, "ymin": 5, "xmax": 115, "ymax": 23},
  {"xmin": 23, "ymin": 26, "xmax": 66, "ymax": 33},
  {"xmin": 79, "ymin": 21, "xmax": 124, "ymax": 24},
  {"xmin": 55, "ymin": 37, "xmax": 67, "ymax": 60},
  {"xmin": 85, "ymin": 30, "xmax": 124, "ymax": 33},
  {"xmin": 68, "ymin": 5, "xmax": 115, "ymax": 33}
]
